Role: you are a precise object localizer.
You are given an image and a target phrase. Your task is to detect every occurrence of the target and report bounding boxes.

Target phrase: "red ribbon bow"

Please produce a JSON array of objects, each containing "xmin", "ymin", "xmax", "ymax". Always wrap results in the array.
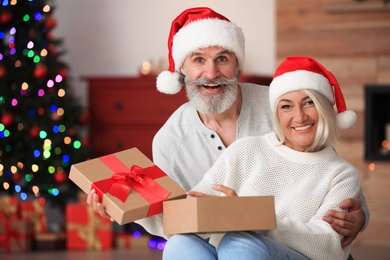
[{"xmin": 91, "ymin": 154, "xmax": 171, "ymax": 217}]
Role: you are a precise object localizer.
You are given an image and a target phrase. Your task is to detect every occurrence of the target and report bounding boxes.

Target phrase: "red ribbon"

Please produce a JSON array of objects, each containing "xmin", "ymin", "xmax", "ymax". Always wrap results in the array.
[
  {"xmin": 0, "ymin": 220, "xmax": 24, "ymax": 253},
  {"xmin": 91, "ymin": 154, "xmax": 171, "ymax": 217}
]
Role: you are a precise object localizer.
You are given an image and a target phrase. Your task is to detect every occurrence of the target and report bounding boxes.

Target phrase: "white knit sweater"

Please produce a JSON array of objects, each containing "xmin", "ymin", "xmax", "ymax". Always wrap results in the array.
[
  {"xmin": 191, "ymin": 132, "xmax": 361, "ymax": 260},
  {"xmin": 137, "ymin": 132, "xmax": 361, "ymax": 260}
]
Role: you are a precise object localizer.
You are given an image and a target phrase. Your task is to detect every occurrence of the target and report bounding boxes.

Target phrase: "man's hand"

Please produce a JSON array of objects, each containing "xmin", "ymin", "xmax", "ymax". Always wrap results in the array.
[
  {"xmin": 86, "ymin": 189, "xmax": 115, "ymax": 222},
  {"xmin": 186, "ymin": 184, "xmax": 238, "ymax": 197},
  {"xmin": 323, "ymin": 198, "xmax": 365, "ymax": 248}
]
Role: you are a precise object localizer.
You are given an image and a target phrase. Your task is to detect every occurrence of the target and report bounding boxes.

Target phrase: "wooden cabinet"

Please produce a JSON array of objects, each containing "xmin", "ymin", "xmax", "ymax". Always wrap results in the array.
[
  {"xmin": 86, "ymin": 74, "xmax": 272, "ymax": 159},
  {"xmin": 86, "ymin": 76, "xmax": 188, "ymax": 159}
]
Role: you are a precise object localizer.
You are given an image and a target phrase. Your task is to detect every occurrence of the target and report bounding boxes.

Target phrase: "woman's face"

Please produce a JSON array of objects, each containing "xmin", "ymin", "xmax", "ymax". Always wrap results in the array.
[{"xmin": 277, "ymin": 90, "xmax": 319, "ymax": 152}]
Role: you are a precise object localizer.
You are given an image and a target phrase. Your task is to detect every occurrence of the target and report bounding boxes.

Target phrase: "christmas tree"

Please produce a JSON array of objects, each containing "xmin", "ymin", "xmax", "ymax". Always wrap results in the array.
[{"xmin": 0, "ymin": 0, "xmax": 91, "ymax": 208}]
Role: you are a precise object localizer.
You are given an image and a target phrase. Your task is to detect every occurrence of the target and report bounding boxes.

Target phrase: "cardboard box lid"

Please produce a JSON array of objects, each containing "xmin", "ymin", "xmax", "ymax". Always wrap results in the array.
[{"xmin": 163, "ymin": 196, "xmax": 276, "ymax": 235}]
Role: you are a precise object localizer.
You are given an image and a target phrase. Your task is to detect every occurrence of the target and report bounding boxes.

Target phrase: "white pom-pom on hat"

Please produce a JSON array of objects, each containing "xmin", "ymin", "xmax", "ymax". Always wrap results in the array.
[
  {"xmin": 157, "ymin": 7, "xmax": 245, "ymax": 95},
  {"xmin": 269, "ymin": 56, "xmax": 357, "ymax": 129},
  {"xmin": 336, "ymin": 110, "xmax": 358, "ymax": 130},
  {"xmin": 156, "ymin": 71, "xmax": 182, "ymax": 95}
]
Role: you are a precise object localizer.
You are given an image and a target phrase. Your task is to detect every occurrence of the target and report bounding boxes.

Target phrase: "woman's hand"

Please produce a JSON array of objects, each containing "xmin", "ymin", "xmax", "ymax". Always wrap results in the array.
[
  {"xmin": 186, "ymin": 184, "xmax": 238, "ymax": 197},
  {"xmin": 86, "ymin": 189, "xmax": 115, "ymax": 222}
]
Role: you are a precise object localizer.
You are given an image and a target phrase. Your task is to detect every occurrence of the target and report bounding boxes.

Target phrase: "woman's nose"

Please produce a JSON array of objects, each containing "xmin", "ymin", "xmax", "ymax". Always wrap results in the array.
[{"xmin": 294, "ymin": 107, "xmax": 307, "ymax": 122}]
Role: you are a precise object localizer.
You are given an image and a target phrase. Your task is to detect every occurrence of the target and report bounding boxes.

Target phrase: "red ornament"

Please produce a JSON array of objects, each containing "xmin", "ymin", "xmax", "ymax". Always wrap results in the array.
[
  {"xmin": 28, "ymin": 29, "xmax": 35, "ymax": 39},
  {"xmin": 44, "ymin": 17, "xmax": 57, "ymax": 30},
  {"xmin": 46, "ymin": 32, "xmax": 54, "ymax": 41},
  {"xmin": 54, "ymin": 171, "xmax": 68, "ymax": 184},
  {"xmin": 48, "ymin": 44, "xmax": 58, "ymax": 57},
  {"xmin": 0, "ymin": 66, "xmax": 6, "ymax": 78},
  {"xmin": 29, "ymin": 125, "xmax": 40, "ymax": 138},
  {"xmin": 1, "ymin": 112, "xmax": 14, "ymax": 126},
  {"xmin": 81, "ymin": 137, "xmax": 90, "ymax": 148},
  {"xmin": 58, "ymin": 67, "xmax": 68, "ymax": 80},
  {"xmin": 0, "ymin": 11, "xmax": 12, "ymax": 24},
  {"xmin": 34, "ymin": 65, "xmax": 48, "ymax": 79},
  {"xmin": 12, "ymin": 172, "xmax": 22, "ymax": 182}
]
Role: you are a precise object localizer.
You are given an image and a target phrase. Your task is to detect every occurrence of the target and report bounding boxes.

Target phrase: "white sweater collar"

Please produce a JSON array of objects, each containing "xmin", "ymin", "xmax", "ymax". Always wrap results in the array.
[{"xmin": 264, "ymin": 132, "xmax": 336, "ymax": 164}]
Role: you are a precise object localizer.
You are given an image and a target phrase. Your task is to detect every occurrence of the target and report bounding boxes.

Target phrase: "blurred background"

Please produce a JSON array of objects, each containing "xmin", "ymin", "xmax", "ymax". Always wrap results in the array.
[{"xmin": 0, "ymin": 0, "xmax": 389, "ymax": 259}]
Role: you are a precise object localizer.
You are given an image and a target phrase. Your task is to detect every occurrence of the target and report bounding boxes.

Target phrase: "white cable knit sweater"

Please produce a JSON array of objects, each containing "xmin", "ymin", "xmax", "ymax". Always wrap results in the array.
[
  {"xmin": 137, "ymin": 132, "xmax": 361, "ymax": 260},
  {"xmin": 194, "ymin": 132, "xmax": 361, "ymax": 260}
]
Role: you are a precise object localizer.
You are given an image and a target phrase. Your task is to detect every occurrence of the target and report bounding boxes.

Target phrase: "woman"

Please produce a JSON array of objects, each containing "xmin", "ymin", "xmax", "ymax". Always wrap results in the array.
[{"xmin": 163, "ymin": 56, "xmax": 361, "ymax": 260}]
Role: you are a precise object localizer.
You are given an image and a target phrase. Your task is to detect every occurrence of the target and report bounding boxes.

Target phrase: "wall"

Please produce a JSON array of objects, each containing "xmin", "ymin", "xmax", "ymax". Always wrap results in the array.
[
  {"xmin": 277, "ymin": 0, "xmax": 390, "ymax": 246},
  {"xmin": 53, "ymin": 0, "xmax": 275, "ymax": 106}
]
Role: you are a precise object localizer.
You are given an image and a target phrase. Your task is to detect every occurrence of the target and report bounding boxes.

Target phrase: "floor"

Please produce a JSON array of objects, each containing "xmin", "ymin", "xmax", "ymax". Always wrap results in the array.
[
  {"xmin": 0, "ymin": 249, "xmax": 162, "ymax": 260},
  {"xmin": 1, "ymin": 244, "xmax": 389, "ymax": 260}
]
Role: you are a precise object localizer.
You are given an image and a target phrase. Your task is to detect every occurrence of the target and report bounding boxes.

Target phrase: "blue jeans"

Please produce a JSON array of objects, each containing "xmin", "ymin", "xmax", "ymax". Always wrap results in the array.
[{"xmin": 163, "ymin": 231, "xmax": 309, "ymax": 260}]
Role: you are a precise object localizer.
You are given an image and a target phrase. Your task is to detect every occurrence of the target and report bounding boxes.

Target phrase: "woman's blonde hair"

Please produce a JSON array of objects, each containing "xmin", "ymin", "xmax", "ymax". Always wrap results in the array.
[{"xmin": 273, "ymin": 89, "xmax": 340, "ymax": 152}]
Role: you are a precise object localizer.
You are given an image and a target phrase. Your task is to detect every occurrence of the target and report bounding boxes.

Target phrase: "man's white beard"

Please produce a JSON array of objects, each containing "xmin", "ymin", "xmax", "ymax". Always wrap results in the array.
[{"xmin": 184, "ymin": 77, "xmax": 239, "ymax": 114}]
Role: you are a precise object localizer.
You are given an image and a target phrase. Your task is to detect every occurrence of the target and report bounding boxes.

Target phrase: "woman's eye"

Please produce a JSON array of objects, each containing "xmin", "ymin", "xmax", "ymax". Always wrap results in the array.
[
  {"xmin": 304, "ymin": 100, "xmax": 315, "ymax": 106},
  {"xmin": 281, "ymin": 104, "xmax": 292, "ymax": 109}
]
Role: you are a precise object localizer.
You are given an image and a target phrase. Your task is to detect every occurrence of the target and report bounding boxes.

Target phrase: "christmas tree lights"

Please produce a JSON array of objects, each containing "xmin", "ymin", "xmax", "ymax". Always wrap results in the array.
[{"xmin": 0, "ymin": 0, "xmax": 91, "ymax": 208}]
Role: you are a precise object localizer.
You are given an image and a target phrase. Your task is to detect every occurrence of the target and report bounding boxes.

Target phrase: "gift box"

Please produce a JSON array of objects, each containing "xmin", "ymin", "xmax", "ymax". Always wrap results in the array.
[
  {"xmin": 69, "ymin": 147, "xmax": 186, "ymax": 225},
  {"xmin": 0, "ymin": 219, "xmax": 34, "ymax": 253},
  {"xmin": 19, "ymin": 199, "xmax": 47, "ymax": 234},
  {"xmin": 163, "ymin": 196, "xmax": 276, "ymax": 235},
  {"xmin": 0, "ymin": 195, "xmax": 19, "ymax": 220},
  {"xmin": 66, "ymin": 203, "xmax": 113, "ymax": 250},
  {"xmin": 34, "ymin": 232, "xmax": 66, "ymax": 251},
  {"xmin": 114, "ymin": 231, "xmax": 131, "ymax": 249},
  {"xmin": 77, "ymin": 191, "xmax": 88, "ymax": 204}
]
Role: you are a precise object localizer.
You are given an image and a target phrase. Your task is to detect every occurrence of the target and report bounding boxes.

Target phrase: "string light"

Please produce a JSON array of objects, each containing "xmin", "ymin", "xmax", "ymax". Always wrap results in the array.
[
  {"xmin": 368, "ymin": 163, "xmax": 375, "ymax": 171},
  {"xmin": 3, "ymin": 182, "xmax": 10, "ymax": 190},
  {"xmin": 1, "ymin": 1, "xmax": 90, "ymax": 202}
]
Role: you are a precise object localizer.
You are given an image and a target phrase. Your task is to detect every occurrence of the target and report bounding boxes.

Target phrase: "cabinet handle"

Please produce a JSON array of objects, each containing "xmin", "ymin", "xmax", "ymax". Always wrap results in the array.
[
  {"xmin": 115, "ymin": 102, "xmax": 123, "ymax": 110},
  {"xmin": 115, "ymin": 141, "xmax": 123, "ymax": 150}
]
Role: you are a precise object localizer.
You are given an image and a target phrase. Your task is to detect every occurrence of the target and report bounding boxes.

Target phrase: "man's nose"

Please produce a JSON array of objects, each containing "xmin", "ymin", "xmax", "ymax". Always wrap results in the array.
[{"xmin": 204, "ymin": 62, "xmax": 220, "ymax": 79}]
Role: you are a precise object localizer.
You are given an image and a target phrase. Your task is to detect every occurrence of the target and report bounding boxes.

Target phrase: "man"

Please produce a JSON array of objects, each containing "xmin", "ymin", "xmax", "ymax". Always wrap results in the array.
[{"xmin": 89, "ymin": 7, "xmax": 368, "ymax": 249}]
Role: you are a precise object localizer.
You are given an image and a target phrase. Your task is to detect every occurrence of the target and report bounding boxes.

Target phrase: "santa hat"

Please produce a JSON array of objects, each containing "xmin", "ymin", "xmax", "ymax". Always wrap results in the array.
[
  {"xmin": 156, "ymin": 7, "xmax": 245, "ymax": 95},
  {"xmin": 269, "ymin": 56, "xmax": 357, "ymax": 129}
]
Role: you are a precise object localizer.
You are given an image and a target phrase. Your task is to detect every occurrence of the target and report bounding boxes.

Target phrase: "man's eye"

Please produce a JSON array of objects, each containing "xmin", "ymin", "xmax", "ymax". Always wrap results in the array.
[
  {"xmin": 194, "ymin": 57, "xmax": 203, "ymax": 63},
  {"xmin": 217, "ymin": 56, "xmax": 228, "ymax": 62}
]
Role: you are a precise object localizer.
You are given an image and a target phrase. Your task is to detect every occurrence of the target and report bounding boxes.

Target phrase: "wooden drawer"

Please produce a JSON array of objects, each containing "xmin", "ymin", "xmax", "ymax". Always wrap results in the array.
[
  {"xmin": 89, "ymin": 125, "xmax": 159, "ymax": 159},
  {"xmin": 86, "ymin": 76, "xmax": 188, "ymax": 158},
  {"xmin": 88, "ymin": 77, "xmax": 187, "ymax": 125}
]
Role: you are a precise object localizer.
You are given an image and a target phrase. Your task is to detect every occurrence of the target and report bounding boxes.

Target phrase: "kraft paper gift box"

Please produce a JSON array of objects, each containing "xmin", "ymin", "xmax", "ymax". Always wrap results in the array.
[
  {"xmin": 69, "ymin": 147, "xmax": 186, "ymax": 225},
  {"xmin": 0, "ymin": 219, "xmax": 34, "ymax": 253},
  {"xmin": 66, "ymin": 203, "xmax": 113, "ymax": 250},
  {"xmin": 163, "ymin": 196, "xmax": 276, "ymax": 235}
]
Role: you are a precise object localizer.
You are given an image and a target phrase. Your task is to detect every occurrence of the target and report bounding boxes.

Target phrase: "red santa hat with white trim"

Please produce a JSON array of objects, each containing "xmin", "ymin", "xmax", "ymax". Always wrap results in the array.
[
  {"xmin": 269, "ymin": 56, "xmax": 357, "ymax": 129},
  {"xmin": 156, "ymin": 7, "xmax": 245, "ymax": 95}
]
